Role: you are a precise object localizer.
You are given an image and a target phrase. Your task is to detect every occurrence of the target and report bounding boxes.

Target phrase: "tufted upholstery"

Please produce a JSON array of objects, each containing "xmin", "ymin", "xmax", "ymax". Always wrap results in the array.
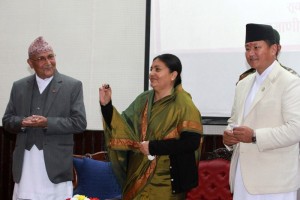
[{"xmin": 186, "ymin": 148, "xmax": 233, "ymax": 200}]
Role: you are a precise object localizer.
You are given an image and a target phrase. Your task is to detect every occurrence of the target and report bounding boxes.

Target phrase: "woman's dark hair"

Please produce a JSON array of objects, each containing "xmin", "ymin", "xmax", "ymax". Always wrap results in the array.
[{"xmin": 153, "ymin": 53, "xmax": 182, "ymax": 88}]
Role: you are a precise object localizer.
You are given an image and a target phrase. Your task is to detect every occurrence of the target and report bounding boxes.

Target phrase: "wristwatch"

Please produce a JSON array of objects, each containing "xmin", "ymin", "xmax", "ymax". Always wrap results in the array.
[{"xmin": 252, "ymin": 130, "xmax": 256, "ymax": 144}]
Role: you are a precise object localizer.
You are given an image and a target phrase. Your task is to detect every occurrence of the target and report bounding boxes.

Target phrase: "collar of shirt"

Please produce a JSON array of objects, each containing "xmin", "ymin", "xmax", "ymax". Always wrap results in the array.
[
  {"xmin": 254, "ymin": 60, "xmax": 276, "ymax": 85},
  {"xmin": 35, "ymin": 75, "xmax": 53, "ymax": 94},
  {"xmin": 243, "ymin": 60, "xmax": 276, "ymax": 117}
]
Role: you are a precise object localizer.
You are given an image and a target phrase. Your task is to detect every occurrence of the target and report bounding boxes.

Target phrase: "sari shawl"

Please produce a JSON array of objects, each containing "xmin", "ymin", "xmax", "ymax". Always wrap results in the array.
[{"xmin": 103, "ymin": 84, "xmax": 202, "ymax": 200}]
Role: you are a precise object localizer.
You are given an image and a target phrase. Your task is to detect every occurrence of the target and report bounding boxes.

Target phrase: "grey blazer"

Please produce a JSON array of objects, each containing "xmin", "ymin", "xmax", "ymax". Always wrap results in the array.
[{"xmin": 2, "ymin": 71, "xmax": 87, "ymax": 183}]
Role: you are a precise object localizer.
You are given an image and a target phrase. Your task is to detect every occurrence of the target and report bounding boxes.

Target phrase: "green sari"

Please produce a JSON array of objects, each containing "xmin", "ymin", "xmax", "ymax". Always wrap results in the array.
[{"xmin": 103, "ymin": 84, "xmax": 202, "ymax": 200}]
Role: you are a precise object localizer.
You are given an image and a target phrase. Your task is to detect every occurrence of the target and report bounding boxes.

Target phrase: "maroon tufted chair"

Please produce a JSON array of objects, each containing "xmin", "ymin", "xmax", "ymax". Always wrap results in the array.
[{"xmin": 186, "ymin": 148, "xmax": 233, "ymax": 200}]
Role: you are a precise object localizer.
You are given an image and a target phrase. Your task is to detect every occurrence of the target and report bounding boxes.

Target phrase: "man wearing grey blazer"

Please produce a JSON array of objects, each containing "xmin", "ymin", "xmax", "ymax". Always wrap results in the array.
[
  {"xmin": 223, "ymin": 24, "xmax": 300, "ymax": 199},
  {"xmin": 2, "ymin": 36, "xmax": 87, "ymax": 200}
]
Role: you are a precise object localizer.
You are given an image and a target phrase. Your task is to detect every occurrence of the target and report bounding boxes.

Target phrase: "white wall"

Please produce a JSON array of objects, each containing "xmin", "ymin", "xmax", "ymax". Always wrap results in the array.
[{"xmin": 0, "ymin": 0, "xmax": 146, "ymax": 130}]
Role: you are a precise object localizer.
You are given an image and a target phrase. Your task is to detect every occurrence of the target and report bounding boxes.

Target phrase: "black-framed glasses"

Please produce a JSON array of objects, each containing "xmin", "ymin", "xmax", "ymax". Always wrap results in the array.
[{"xmin": 30, "ymin": 54, "xmax": 56, "ymax": 63}]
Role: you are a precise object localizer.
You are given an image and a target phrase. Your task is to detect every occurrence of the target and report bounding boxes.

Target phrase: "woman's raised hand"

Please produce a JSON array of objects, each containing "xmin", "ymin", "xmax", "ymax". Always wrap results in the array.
[{"xmin": 99, "ymin": 84, "xmax": 112, "ymax": 106}]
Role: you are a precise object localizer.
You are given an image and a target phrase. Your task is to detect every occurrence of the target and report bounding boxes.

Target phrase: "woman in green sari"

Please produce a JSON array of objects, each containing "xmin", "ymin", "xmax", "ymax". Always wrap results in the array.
[{"xmin": 99, "ymin": 54, "xmax": 203, "ymax": 200}]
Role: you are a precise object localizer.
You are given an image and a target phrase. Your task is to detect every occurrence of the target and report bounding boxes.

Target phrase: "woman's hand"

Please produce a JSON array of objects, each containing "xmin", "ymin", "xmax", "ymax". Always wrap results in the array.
[
  {"xmin": 139, "ymin": 141, "xmax": 150, "ymax": 155},
  {"xmin": 99, "ymin": 84, "xmax": 112, "ymax": 106}
]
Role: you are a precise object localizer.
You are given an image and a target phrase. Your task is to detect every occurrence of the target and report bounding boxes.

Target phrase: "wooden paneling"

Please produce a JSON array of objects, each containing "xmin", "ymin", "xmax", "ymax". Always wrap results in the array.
[{"xmin": 0, "ymin": 127, "xmax": 16, "ymax": 200}]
